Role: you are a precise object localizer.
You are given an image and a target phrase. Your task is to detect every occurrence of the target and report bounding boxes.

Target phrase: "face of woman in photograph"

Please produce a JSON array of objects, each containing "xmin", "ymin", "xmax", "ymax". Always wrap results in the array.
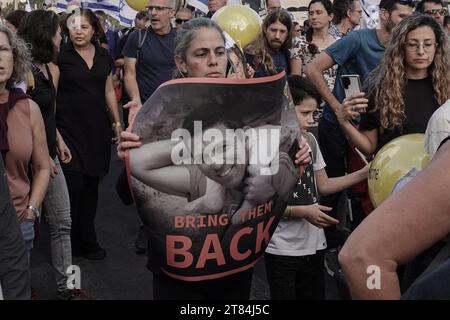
[
  {"xmin": 308, "ymin": 2, "xmax": 332, "ymax": 31},
  {"xmin": 68, "ymin": 15, "xmax": 95, "ymax": 48},
  {"xmin": 195, "ymin": 123, "xmax": 249, "ymax": 189},
  {"xmin": 177, "ymin": 27, "xmax": 227, "ymax": 78},
  {"xmin": 0, "ymin": 32, "xmax": 14, "ymax": 85},
  {"xmin": 404, "ymin": 25, "xmax": 437, "ymax": 76}
]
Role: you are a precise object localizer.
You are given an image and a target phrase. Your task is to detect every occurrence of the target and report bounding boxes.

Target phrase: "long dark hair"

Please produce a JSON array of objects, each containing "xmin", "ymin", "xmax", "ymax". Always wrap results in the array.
[
  {"xmin": 17, "ymin": 10, "xmax": 60, "ymax": 63},
  {"xmin": 306, "ymin": 0, "xmax": 333, "ymax": 54},
  {"xmin": 66, "ymin": 8, "xmax": 101, "ymax": 45},
  {"xmin": 245, "ymin": 9, "xmax": 293, "ymax": 75}
]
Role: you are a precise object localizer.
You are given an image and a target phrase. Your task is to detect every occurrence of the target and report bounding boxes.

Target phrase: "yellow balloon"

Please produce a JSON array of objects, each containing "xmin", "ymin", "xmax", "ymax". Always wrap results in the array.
[
  {"xmin": 368, "ymin": 134, "xmax": 430, "ymax": 208},
  {"xmin": 212, "ymin": 5, "xmax": 262, "ymax": 49},
  {"xmin": 125, "ymin": 0, "xmax": 148, "ymax": 11}
]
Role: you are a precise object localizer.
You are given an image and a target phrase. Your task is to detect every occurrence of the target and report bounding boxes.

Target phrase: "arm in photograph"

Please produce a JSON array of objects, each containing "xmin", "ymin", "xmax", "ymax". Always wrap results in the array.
[
  {"xmin": 123, "ymin": 57, "xmax": 141, "ymax": 106},
  {"xmin": 288, "ymin": 204, "xmax": 339, "ymax": 228},
  {"xmin": 28, "ymin": 100, "xmax": 51, "ymax": 209},
  {"xmin": 304, "ymin": 52, "xmax": 341, "ymax": 113},
  {"xmin": 129, "ymin": 139, "xmax": 191, "ymax": 198},
  {"xmin": 290, "ymin": 57, "xmax": 302, "ymax": 76},
  {"xmin": 336, "ymin": 93, "xmax": 377, "ymax": 156},
  {"xmin": 55, "ymin": 129, "xmax": 72, "ymax": 163},
  {"xmin": 115, "ymin": 58, "xmax": 124, "ymax": 69},
  {"xmin": 315, "ymin": 164, "xmax": 369, "ymax": 196},
  {"xmin": 339, "ymin": 140, "xmax": 450, "ymax": 299},
  {"xmin": 105, "ymin": 73, "xmax": 123, "ymax": 140}
]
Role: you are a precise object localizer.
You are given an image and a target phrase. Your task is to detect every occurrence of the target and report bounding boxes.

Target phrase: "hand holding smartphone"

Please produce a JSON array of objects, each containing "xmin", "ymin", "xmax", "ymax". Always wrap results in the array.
[{"xmin": 341, "ymin": 75, "xmax": 366, "ymax": 113}]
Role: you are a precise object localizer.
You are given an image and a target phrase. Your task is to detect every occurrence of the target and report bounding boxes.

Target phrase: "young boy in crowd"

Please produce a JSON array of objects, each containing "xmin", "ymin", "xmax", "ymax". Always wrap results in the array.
[{"xmin": 265, "ymin": 75, "xmax": 369, "ymax": 300}]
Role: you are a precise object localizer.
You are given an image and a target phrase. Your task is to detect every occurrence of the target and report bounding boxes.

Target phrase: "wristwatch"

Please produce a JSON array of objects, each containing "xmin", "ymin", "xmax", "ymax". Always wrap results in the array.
[{"xmin": 26, "ymin": 204, "xmax": 40, "ymax": 218}]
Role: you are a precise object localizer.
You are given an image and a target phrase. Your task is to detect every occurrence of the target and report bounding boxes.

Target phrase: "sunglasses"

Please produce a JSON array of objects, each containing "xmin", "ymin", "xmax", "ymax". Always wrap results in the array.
[
  {"xmin": 175, "ymin": 18, "xmax": 190, "ymax": 24},
  {"xmin": 424, "ymin": 8, "xmax": 448, "ymax": 16}
]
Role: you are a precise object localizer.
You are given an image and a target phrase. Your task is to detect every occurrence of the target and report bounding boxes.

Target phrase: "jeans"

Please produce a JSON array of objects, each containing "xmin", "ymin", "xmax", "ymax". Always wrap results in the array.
[
  {"xmin": 0, "ymin": 157, "xmax": 30, "ymax": 300},
  {"xmin": 19, "ymin": 219, "xmax": 35, "ymax": 265},
  {"xmin": 42, "ymin": 157, "xmax": 72, "ymax": 293},
  {"xmin": 265, "ymin": 251, "xmax": 325, "ymax": 300}
]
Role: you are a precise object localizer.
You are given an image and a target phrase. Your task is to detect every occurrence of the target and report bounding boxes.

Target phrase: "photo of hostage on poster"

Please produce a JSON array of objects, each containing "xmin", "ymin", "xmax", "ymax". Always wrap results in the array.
[{"xmin": 126, "ymin": 71, "xmax": 300, "ymax": 281}]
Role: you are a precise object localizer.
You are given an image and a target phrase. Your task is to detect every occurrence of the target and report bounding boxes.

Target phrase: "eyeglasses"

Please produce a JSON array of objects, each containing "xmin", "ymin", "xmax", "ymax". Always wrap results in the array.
[
  {"xmin": 404, "ymin": 42, "xmax": 438, "ymax": 52},
  {"xmin": 424, "ymin": 8, "xmax": 448, "ymax": 16},
  {"xmin": 175, "ymin": 18, "xmax": 190, "ymax": 24},
  {"xmin": 146, "ymin": 6, "xmax": 172, "ymax": 12}
]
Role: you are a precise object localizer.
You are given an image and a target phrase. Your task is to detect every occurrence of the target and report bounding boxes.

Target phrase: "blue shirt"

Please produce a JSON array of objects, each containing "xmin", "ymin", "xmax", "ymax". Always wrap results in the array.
[
  {"xmin": 123, "ymin": 27, "xmax": 176, "ymax": 102},
  {"xmin": 245, "ymin": 50, "xmax": 289, "ymax": 78},
  {"xmin": 323, "ymin": 28, "xmax": 384, "ymax": 124}
]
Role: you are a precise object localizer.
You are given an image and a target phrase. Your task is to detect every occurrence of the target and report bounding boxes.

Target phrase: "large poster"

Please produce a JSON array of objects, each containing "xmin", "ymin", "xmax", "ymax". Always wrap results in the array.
[{"xmin": 126, "ymin": 72, "xmax": 299, "ymax": 281}]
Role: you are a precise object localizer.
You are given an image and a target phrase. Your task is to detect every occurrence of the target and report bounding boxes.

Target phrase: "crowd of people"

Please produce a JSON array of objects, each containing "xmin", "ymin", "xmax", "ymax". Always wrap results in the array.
[{"xmin": 1, "ymin": 0, "xmax": 450, "ymax": 301}]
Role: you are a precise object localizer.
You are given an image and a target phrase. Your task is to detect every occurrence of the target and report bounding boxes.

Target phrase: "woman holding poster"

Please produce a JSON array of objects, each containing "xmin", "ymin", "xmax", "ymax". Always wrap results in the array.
[{"xmin": 119, "ymin": 17, "xmax": 309, "ymax": 299}]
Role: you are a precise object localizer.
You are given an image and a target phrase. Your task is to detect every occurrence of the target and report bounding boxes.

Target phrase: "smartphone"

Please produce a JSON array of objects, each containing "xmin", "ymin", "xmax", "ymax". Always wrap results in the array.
[
  {"xmin": 341, "ymin": 74, "xmax": 365, "ymax": 113},
  {"xmin": 341, "ymin": 74, "xmax": 362, "ymax": 97}
]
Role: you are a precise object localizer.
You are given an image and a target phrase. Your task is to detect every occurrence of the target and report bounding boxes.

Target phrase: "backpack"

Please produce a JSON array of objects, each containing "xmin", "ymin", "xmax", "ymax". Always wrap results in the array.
[{"xmin": 302, "ymin": 131, "xmax": 318, "ymax": 163}]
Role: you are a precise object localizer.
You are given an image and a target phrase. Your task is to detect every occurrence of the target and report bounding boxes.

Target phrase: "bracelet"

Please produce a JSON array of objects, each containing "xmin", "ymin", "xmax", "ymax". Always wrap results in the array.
[
  {"xmin": 284, "ymin": 206, "xmax": 292, "ymax": 219},
  {"xmin": 112, "ymin": 121, "xmax": 122, "ymax": 129}
]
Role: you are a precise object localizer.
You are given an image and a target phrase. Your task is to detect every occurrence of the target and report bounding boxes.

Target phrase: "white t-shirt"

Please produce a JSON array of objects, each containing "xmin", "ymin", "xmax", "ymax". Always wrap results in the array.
[
  {"xmin": 425, "ymin": 99, "xmax": 450, "ymax": 159},
  {"xmin": 266, "ymin": 134, "xmax": 327, "ymax": 256}
]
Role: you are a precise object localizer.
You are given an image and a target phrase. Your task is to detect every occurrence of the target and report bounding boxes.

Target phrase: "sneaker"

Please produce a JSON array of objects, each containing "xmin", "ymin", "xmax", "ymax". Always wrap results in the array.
[
  {"xmin": 57, "ymin": 289, "xmax": 92, "ymax": 300},
  {"xmin": 135, "ymin": 226, "xmax": 147, "ymax": 254},
  {"xmin": 324, "ymin": 248, "xmax": 340, "ymax": 277},
  {"xmin": 82, "ymin": 248, "xmax": 107, "ymax": 260}
]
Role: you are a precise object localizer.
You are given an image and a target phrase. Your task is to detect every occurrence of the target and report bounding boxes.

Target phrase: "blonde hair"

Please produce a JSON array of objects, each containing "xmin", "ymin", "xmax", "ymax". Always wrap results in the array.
[{"xmin": 366, "ymin": 14, "xmax": 450, "ymax": 131}]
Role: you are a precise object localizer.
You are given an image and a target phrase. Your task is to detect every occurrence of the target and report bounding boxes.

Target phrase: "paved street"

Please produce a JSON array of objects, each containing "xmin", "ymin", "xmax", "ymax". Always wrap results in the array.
[{"xmin": 31, "ymin": 146, "xmax": 339, "ymax": 300}]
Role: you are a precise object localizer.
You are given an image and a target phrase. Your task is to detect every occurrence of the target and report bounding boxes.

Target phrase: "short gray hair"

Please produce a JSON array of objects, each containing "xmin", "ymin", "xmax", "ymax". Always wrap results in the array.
[{"xmin": 0, "ymin": 26, "xmax": 31, "ymax": 84}]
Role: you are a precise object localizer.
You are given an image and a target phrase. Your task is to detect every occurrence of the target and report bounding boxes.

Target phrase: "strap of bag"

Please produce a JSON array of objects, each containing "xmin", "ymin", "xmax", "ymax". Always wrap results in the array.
[
  {"xmin": 136, "ymin": 27, "xmax": 149, "ymax": 61},
  {"xmin": 302, "ymin": 131, "xmax": 318, "ymax": 162}
]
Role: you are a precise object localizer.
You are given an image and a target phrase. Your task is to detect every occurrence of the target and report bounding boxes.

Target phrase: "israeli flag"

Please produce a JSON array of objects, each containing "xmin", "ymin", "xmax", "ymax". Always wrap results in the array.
[{"xmin": 47, "ymin": 0, "xmax": 137, "ymax": 26}]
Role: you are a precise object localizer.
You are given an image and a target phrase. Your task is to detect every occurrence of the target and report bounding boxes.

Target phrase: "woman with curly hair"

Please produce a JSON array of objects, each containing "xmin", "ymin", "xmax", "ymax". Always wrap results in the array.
[
  {"xmin": 0, "ymin": 25, "xmax": 50, "ymax": 293},
  {"xmin": 337, "ymin": 14, "xmax": 450, "ymax": 155},
  {"xmin": 336, "ymin": 14, "xmax": 450, "ymax": 156}
]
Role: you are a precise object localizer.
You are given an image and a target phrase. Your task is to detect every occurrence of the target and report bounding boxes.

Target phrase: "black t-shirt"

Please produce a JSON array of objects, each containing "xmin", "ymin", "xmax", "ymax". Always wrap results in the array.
[
  {"xmin": 115, "ymin": 27, "xmax": 134, "ymax": 60},
  {"xmin": 359, "ymin": 76, "xmax": 439, "ymax": 151},
  {"xmin": 56, "ymin": 43, "xmax": 114, "ymax": 177},
  {"xmin": 27, "ymin": 64, "xmax": 57, "ymax": 159}
]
